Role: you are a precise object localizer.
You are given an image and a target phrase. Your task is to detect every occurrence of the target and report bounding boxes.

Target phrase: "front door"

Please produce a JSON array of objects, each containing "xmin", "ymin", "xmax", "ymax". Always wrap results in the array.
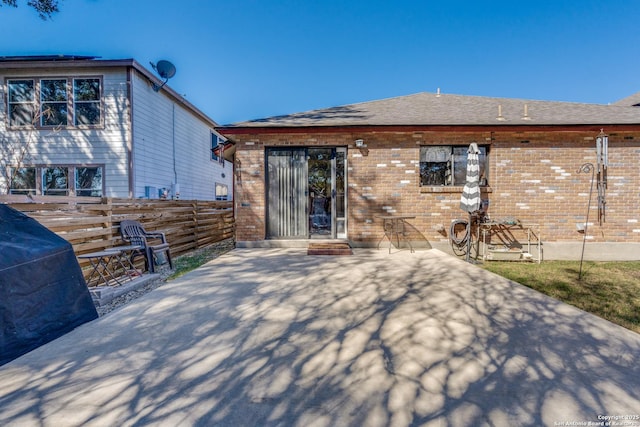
[{"xmin": 266, "ymin": 147, "xmax": 347, "ymax": 239}]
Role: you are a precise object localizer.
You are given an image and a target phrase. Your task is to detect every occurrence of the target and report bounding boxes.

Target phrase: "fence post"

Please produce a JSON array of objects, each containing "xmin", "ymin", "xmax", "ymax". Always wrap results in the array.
[
  {"xmin": 104, "ymin": 197, "xmax": 113, "ymax": 247},
  {"xmin": 192, "ymin": 200, "xmax": 199, "ymax": 249}
]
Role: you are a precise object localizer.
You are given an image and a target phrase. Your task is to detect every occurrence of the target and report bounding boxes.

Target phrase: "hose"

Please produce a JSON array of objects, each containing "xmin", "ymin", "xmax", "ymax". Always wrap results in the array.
[{"xmin": 450, "ymin": 219, "xmax": 469, "ymax": 245}]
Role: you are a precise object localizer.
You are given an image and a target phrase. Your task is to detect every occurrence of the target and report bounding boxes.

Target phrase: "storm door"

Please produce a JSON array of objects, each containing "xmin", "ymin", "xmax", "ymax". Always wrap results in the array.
[
  {"xmin": 266, "ymin": 147, "xmax": 347, "ymax": 239},
  {"xmin": 267, "ymin": 148, "xmax": 308, "ymax": 238}
]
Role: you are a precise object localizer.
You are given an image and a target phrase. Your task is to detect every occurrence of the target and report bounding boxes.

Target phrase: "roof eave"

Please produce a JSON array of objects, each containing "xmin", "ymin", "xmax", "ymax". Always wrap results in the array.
[
  {"xmin": 0, "ymin": 58, "xmax": 137, "ymax": 70},
  {"xmin": 129, "ymin": 60, "xmax": 218, "ymax": 128},
  {"xmin": 216, "ymin": 123, "xmax": 640, "ymax": 135}
]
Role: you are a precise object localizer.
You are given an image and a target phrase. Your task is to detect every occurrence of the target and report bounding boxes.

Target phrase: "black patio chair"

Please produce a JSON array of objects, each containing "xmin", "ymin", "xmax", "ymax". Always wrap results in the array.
[{"xmin": 119, "ymin": 220, "xmax": 173, "ymax": 273}]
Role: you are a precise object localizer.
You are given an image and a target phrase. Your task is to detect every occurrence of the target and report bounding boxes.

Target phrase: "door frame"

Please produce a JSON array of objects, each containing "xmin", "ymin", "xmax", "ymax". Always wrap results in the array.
[
  {"xmin": 333, "ymin": 147, "xmax": 347, "ymax": 239},
  {"xmin": 265, "ymin": 146, "xmax": 347, "ymax": 240}
]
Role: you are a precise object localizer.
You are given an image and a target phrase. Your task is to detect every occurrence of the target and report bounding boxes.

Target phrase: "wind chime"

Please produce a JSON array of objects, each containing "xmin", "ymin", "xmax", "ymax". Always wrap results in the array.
[
  {"xmin": 595, "ymin": 129, "xmax": 608, "ymax": 225},
  {"xmin": 577, "ymin": 130, "xmax": 608, "ymax": 279}
]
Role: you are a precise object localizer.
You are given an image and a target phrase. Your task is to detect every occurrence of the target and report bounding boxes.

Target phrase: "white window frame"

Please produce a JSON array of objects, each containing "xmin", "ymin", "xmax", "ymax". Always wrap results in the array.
[{"xmin": 215, "ymin": 182, "xmax": 228, "ymax": 201}]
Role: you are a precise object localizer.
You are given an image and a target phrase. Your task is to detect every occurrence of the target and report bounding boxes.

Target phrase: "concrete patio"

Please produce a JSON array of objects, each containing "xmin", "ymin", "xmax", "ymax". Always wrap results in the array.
[{"xmin": 0, "ymin": 248, "xmax": 638, "ymax": 426}]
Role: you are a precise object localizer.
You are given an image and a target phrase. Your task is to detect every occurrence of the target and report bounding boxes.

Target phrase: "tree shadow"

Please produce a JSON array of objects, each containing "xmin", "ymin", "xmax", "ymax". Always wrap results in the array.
[
  {"xmin": 376, "ymin": 220, "xmax": 433, "ymax": 252},
  {"xmin": 239, "ymin": 105, "xmax": 370, "ymax": 126},
  {"xmin": 1, "ymin": 249, "xmax": 639, "ymax": 426}
]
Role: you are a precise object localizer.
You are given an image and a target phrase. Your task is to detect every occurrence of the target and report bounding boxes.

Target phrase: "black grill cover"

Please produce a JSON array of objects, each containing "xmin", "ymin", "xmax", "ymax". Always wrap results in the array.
[{"xmin": 0, "ymin": 204, "xmax": 98, "ymax": 366}]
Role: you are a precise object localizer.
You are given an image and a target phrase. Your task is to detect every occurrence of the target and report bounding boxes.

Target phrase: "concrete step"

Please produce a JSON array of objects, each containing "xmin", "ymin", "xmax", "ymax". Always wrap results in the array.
[{"xmin": 307, "ymin": 242, "xmax": 353, "ymax": 256}]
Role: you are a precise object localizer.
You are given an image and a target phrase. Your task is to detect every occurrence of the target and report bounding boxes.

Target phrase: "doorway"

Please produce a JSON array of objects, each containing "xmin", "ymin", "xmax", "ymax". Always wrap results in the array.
[{"xmin": 266, "ymin": 147, "xmax": 346, "ymax": 239}]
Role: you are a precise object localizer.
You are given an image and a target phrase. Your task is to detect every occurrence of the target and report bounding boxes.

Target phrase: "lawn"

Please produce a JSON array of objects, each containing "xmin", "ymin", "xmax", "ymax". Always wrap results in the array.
[
  {"xmin": 482, "ymin": 260, "xmax": 640, "ymax": 334},
  {"xmin": 168, "ymin": 249, "xmax": 220, "ymax": 280},
  {"xmin": 166, "ymin": 239, "xmax": 235, "ymax": 281}
]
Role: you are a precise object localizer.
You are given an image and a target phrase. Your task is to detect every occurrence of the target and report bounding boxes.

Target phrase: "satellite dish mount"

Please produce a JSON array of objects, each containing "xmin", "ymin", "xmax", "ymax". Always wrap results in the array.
[{"xmin": 150, "ymin": 60, "xmax": 176, "ymax": 92}]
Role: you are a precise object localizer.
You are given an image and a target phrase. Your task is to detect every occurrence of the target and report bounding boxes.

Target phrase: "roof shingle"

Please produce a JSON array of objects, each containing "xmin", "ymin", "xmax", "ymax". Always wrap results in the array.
[{"xmin": 228, "ymin": 92, "xmax": 640, "ymax": 127}]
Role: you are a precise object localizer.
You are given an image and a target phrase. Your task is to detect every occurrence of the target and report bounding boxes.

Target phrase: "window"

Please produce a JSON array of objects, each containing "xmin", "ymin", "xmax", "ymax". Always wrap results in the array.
[
  {"xmin": 211, "ymin": 133, "xmax": 219, "ymax": 161},
  {"xmin": 75, "ymin": 167, "xmax": 103, "ymax": 197},
  {"xmin": 6, "ymin": 77, "xmax": 102, "ymax": 128},
  {"xmin": 42, "ymin": 166, "xmax": 69, "ymax": 195},
  {"xmin": 9, "ymin": 165, "xmax": 104, "ymax": 196},
  {"xmin": 7, "ymin": 80, "xmax": 36, "ymax": 126},
  {"xmin": 420, "ymin": 145, "xmax": 488, "ymax": 186},
  {"xmin": 9, "ymin": 167, "xmax": 37, "ymax": 195},
  {"xmin": 215, "ymin": 183, "xmax": 228, "ymax": 201},
  {"xmin": 74, "ymin": 78, "xmax": 101, "ymax": 125},
  {"xmin": 211, "ymin": 133, "xmax": 226, "ymax": 164},
  {"xmin": 40, "ymin": 79, "xmax": 68, "ymax": 126}
]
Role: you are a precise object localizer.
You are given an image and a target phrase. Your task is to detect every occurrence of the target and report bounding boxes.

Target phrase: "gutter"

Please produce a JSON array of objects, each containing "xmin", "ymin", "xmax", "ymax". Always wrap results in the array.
[{"xmin": 215, "ymin": 123, "xmax": 640, "ymax": 135}]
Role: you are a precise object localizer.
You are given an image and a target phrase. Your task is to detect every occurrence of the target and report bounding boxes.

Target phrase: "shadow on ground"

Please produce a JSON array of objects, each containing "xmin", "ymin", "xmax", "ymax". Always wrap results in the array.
[{"xmin": 0, "ymin": 249, "xmax": 638, "ymax": 426}]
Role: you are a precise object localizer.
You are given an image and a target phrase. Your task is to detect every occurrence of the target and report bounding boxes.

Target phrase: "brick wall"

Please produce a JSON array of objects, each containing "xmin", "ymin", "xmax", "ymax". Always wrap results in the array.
[{"xmin": 226, "ymin": 129, "xmax": 640, "ymax": 245}]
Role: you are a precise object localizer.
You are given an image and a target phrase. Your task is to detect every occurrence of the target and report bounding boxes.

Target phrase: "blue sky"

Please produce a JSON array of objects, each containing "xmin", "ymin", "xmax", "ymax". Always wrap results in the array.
[{"xmin": 1, "ymin": 0, "xmax": 639, "ymax": 124}]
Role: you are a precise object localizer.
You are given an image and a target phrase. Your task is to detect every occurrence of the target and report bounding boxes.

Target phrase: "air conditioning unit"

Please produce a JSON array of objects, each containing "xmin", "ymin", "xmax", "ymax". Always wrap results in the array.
[{"xmin": 144, "ymin": 186, "xmax": 158, "ymax": 199}]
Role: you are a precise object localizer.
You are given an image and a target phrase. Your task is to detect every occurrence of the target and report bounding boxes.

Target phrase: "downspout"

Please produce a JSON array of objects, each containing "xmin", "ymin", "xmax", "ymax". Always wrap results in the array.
[
  {"xmin": 126, "ymin": 67, "xmax": 134, "ymax": 198},
  {"xmin": 172, "ymin": 103, "xmax": 179, "ymax": 199},
  {"xmin": 173, "ymin": 103, "xmax": 177, "ymax": 183}
]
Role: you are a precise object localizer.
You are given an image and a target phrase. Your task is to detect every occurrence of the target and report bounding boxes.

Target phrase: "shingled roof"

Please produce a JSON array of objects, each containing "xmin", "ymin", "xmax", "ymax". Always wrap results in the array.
[
  {"xmin": 612, "ymin": 91, "xmax": 640, "ymax": 107},
  {"xmin": 227, "ymin": 92, "xmax": 640, "ymax": 128}
]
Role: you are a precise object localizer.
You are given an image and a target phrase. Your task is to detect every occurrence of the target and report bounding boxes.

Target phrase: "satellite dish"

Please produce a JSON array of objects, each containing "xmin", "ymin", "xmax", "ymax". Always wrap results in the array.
[
  {"xmin": 150, "ymin": 59, "xmax": 176, "ymax": 92},
  {"xmin": 156, "ymin": 60, "xmax": 176, "ymax": 79}
]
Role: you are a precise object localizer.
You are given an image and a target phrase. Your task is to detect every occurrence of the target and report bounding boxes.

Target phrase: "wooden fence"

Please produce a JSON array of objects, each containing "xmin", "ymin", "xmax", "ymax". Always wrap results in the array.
[{"xmin": 1, "ymin": 195, "xmax": 235, "ymax": 279}]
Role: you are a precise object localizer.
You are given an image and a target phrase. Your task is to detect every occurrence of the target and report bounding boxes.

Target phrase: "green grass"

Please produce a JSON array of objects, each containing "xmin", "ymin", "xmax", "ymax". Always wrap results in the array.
[
  {"xmin": 166, "ymin": 246, "xmax": 231, "ymax": 281},
  {"xmin": 482, "ymin": 261, "xmax": 640, "ymax": 334}
]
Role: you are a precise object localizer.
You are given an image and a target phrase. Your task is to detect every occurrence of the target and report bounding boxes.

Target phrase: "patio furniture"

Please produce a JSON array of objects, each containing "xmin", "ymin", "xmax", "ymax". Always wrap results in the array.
[
  {"xmin": 479, "ymin": 221, "xmax": 542, "ymax": 263},
  {"xmin": 104, "ymin": 245, "xmax": 144, "ymax": 279},
  {"xmin": 377, "ymin": 215, "xmax": 416, "ymax": 253},
  {"xmin": 119, "ymin": 220, "xmax": 174, "ymax": 273},
  {"xmin": 78, "ymin": 250, "xmax": 125, "ymax": 287}
]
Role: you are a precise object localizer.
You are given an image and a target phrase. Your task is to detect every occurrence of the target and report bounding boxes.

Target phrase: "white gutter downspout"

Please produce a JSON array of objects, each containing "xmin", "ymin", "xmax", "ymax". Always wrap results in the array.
[{"xmin": 172, "ymin": 103, "xmax": 180, "ymax": 199}]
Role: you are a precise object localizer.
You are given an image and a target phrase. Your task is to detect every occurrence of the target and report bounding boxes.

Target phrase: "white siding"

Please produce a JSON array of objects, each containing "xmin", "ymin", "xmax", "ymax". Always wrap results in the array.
[
  {"xmin": 0, "ymin": 67, "xmax": 131, "ymax": 196},
  {"xmin": 131, "ymin": 71, "xmax": 232, "ymax": 201},
  {"xmin": 1, "ymin": 62, "xmax": 232, "ymax": 201}
]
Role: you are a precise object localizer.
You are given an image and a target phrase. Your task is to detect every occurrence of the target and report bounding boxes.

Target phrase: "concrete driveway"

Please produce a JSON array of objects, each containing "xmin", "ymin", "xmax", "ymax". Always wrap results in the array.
[{"xmin": 1, "ymin": 248, "xmax": 639, "ymax": 427}]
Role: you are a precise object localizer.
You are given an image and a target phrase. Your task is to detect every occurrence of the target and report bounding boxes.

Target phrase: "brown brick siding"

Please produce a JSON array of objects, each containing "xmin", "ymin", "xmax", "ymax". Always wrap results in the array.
[{"xmin": 225, "ymin": 129, "xmax": 640, "ymax": 245}]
